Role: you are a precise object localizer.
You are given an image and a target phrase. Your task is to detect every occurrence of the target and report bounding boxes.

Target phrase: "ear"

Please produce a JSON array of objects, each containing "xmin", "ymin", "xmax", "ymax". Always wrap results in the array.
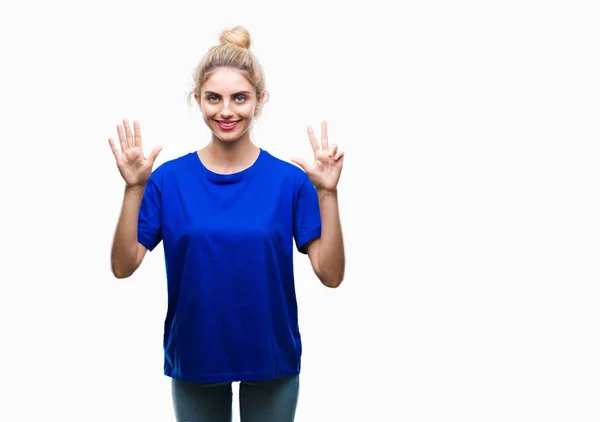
[
  {"xmin": 255, "ymin": 91, "xmax": 266, "ymax": 116},
  {"xmin": 194, "ymin": 91, "xmax": 201, "ymax": 109}
]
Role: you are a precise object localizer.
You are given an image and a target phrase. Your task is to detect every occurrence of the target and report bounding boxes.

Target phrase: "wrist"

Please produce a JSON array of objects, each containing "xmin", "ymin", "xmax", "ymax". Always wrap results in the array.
[
  {"xmin": 316, "ymin": 187, "xmax": 338, "ymax": 196},
  {"xmin": 125, "ymin": 183, "xmax": 146, "ymax": 194}
]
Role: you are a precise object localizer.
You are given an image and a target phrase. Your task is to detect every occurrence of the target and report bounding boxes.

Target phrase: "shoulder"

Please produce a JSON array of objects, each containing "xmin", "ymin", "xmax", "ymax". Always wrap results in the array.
[
  {"xmin": 260, "ymin": 149, "xmax": 309, "ymax": 184},
  {"xmin": 148, "ymin": 152, "xmax": 195, "ymax": 189},
  {"xmin": 150, "ymin": 152, "xmax": 195, "ymax": 182}
]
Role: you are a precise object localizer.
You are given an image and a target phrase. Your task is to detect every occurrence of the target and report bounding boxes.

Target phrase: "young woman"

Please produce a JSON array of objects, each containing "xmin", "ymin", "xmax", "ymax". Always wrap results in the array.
[{"xmin": 108, "ymin": 26, "xmax": 345, "ymax": 421}]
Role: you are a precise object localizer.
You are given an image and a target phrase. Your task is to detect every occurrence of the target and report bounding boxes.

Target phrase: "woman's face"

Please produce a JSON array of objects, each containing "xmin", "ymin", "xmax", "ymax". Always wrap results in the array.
[{"xmin": 195, "ymin": 67, "xmax": 262, "ymax": 144}]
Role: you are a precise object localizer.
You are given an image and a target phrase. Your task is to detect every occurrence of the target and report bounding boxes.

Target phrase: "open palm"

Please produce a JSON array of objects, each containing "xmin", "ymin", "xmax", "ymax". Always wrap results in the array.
[
  {"xmin": 108, "ymin": 119, "xmax": 162, "ymax": 187},
  {"xmin": 292, "ymin": 121, "xmax": 345, "ymax": 191}
]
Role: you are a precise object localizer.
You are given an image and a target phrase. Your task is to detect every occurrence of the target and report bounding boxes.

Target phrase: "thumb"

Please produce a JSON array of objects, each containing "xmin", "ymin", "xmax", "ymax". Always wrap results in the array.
[
  {"xmin": 147, "ymin": 145, "xmax": 163, "ymax": 166},
  {"xmin": 291, "ymin": 157, "xmax": 309, "ymax": 172}
]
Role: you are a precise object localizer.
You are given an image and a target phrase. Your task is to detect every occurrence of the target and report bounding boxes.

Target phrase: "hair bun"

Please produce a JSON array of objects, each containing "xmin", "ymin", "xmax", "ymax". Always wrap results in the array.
[{"xmin": 219, "ymin": 26, "xmax": 251, "ymax": 49}]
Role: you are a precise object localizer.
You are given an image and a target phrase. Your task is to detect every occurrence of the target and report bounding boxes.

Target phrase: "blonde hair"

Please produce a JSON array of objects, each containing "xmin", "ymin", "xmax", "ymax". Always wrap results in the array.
[{"xmin": 187, "ymin": 26, "xmax": 269, "ymax": 116}]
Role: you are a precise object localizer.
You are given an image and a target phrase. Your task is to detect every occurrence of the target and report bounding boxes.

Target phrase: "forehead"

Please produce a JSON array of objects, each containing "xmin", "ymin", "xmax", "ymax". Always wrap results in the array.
[{"xmin": 202, "ymin": 67, "xmax": 254, "ymax": 94}]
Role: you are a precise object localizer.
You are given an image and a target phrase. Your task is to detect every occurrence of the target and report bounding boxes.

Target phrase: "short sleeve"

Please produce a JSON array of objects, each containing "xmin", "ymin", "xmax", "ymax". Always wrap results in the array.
[
  {"xmin": 293, "ymin": 173, "xmax": 322, "ymax": 254},
  {"xmin": 138, "ymin": 170, "xmax": 163, "ymax": 251}
]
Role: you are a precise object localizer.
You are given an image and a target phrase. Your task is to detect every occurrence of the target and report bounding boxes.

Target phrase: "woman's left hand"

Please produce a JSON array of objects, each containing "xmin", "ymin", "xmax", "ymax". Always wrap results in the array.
[{"xmin": 292, "ymin": 121, "xmax": 345, "ymax": 191}]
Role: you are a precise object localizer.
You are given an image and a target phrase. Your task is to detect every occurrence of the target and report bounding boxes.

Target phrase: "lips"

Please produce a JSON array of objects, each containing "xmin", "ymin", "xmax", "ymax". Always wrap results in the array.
[{"xmin": 216, "ymin": 120, "xmax": 241, "ymax": 131}]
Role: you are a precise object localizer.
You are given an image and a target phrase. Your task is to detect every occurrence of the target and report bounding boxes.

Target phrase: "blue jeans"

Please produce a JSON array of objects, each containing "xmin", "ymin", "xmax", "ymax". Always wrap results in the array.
[{"xmin": 171, "ymin": 375, "xmax": 300, "ymax": 422}]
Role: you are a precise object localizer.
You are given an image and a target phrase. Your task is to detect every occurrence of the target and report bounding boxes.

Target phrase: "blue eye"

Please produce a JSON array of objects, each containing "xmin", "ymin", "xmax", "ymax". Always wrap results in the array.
[
  {"xmin": 208, "ymin": 96, "xmax": 219, "ymax": 102},
  {"xmin": 235, "ymin": 95, "xmax": 247, "ymax": 103}
]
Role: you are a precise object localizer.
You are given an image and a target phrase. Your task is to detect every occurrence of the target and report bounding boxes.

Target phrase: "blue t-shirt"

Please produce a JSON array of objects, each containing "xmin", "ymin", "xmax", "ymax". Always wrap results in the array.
[{"xmin": 137, "ymin": 148, "xmax": 322, "ymax": 383}]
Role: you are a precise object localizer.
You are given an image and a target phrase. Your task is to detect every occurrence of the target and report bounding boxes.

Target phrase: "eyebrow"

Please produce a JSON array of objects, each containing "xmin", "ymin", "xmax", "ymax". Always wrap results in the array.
[{"xmin": 204, "ymin": 91, "xmax": 252, "ymax": 96}]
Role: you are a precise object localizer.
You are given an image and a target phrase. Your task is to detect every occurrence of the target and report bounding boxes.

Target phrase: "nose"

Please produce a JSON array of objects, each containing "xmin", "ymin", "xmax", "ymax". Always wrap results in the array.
[{"xmin": 220, "ymin": 100, "xmax": 234, "ymax": 119}]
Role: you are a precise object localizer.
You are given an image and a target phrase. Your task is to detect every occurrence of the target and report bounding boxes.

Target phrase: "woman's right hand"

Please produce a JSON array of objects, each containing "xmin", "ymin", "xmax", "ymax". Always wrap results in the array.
[{"xmin": 108, "ymin": 119, "xmax": 162, "ymax": 188}]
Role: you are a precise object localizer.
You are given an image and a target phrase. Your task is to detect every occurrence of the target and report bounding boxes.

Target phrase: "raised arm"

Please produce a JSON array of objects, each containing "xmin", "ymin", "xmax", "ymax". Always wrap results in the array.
[
  {"xmin": 292, "ymin": 121, "xmax": 345, "ymax": 288},
  {"xmin": 108, "ymin": 119, "xmax": 162, "ymax": 278}
]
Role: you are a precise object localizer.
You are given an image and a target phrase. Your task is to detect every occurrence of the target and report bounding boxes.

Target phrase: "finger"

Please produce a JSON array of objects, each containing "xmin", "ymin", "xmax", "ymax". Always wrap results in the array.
[
  {"xmin": 321, "ymin": 120, "xmax": 329, "ymax": 150},
  {"xmin": 307, "ymin": 125, "xmax": 319, "ymax": 153},
  {"xmin": 291, "ymin": 156, "xmax": 309, "ymax": 172},
  {"xmin": 117, "ymin": 124, "xmax": 127, "ymax": 152},
  {"xmin": 334, "ymin": 150, "xmax": 345, "ymax": 161},
  {"xmin": 134, "ymin": 120, "xmax": 142, "ymax": 148},
  {"xmin": 123, "ymin": 119, "xmax": 134, "ymax": 148},
  {"xmin": 329, "ymin": 143, "xmax": 338, "ymax": 157},
  {"xmin": 108, "ymin": 138, "xmax": 120, "ymax": 160},
  {"xmin": 147, "ymin": 145, "xmax": 163, "ymax": 166}
]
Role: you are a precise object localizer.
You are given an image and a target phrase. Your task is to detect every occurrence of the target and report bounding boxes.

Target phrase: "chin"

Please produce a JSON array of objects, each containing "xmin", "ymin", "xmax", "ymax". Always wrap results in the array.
[
  {"xmin": 217, "ymin": 136, "xmax": 240, "ymax": 143},
  {"xmin": 214, "ymin": 131, "xmax": 243, "ymax": 142},
  {"xmin": 217, "ymin": 127, "xmax": 250, "ymax": 141}
]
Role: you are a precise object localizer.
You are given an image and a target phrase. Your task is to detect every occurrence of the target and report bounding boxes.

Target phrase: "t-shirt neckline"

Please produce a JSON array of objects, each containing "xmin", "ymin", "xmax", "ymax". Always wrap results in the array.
[{"xmin": 193, "ymin": 148, "xmax": 264, "ymax": 182}]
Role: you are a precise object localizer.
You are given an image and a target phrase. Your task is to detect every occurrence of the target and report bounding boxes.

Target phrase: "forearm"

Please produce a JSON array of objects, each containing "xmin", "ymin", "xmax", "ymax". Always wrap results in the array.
[
  {"xmin": 111, "ymin": 185, "xmax": 145, "ymax": 278},
  {"xmin": 317, "ymin": 188, "xmax": 345, "ymax": 286}
]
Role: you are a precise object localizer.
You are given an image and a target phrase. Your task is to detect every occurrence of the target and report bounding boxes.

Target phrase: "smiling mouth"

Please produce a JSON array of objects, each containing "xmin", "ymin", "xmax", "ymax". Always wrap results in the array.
[{"xmin": 216, "ymin": 120, "xmax": 241, "ymax": 130}]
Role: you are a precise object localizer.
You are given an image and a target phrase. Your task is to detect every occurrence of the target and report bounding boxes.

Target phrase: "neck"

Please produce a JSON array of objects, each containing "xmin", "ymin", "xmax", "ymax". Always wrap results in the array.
[
  {"xmin": 199, "ymin": 135, "xmax": 260, "ymax": 174},
  {"xmin": 207, "ymin": 136, "xmax": 258, "ymax": 162}
]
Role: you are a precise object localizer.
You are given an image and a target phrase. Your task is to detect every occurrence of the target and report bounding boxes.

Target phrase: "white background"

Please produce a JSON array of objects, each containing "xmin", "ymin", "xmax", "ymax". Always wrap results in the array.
[{"xmin": 1, "ymin": 0, "xmax": 599, "ymax": 421}]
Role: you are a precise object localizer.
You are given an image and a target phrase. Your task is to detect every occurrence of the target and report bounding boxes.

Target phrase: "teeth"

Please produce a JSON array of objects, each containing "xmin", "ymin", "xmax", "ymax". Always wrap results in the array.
[{"xmin": 220, "ymin": 122, "xmax": 236, "ymax": 126}]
